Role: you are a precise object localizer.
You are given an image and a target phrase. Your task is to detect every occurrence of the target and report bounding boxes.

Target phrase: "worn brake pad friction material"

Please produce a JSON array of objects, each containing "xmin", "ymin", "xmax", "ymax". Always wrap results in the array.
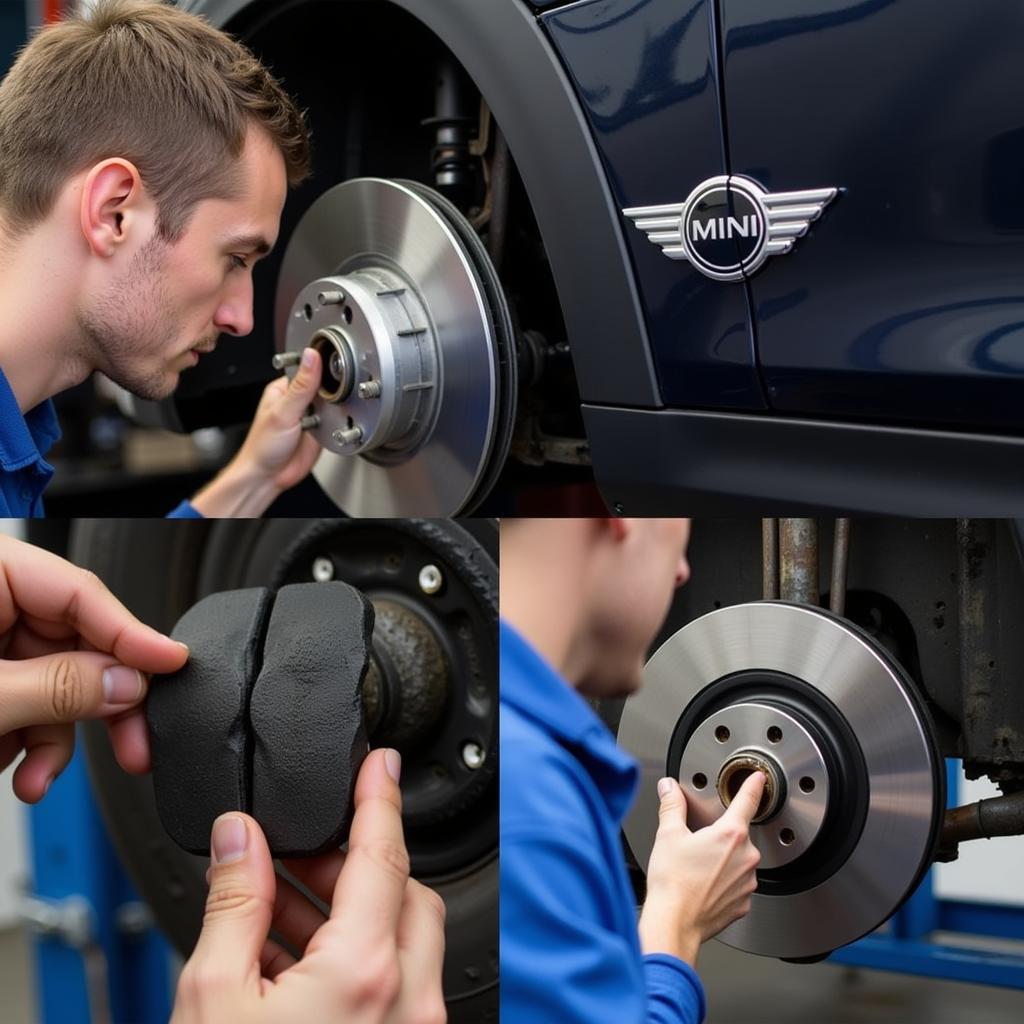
[
  {"xmin": 148, "ymin": 588, "xmax": 273, "ymax": 855},
  {"xmin": 249, "ymin": 582, "xmax": 374, "ymax": 856}
]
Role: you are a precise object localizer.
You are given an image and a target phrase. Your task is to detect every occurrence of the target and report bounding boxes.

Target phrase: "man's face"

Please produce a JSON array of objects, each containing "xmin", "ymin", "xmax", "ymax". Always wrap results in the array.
[
  {"xmin": 78, "ymin": 127, "xmax": 287, "ymax": 400},
  {"xmin": 584, "ymin": 518, "xmax": 691, "ymax": 699}
]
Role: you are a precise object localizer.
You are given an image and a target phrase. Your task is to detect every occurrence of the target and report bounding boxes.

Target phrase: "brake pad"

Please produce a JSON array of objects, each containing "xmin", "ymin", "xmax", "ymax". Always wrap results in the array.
[{"xmin": 147, "ymin": 582, "xmax": 373, "ymax": 857}]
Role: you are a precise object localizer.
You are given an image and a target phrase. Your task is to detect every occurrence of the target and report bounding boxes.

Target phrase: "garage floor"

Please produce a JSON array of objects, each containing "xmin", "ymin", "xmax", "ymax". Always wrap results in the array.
[{"xmin": 702, "ymin": 939, "xmax": 1024, "ymax": 1024}]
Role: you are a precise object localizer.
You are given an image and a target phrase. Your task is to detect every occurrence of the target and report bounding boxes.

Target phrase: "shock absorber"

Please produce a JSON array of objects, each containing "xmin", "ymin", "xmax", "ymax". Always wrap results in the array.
[{"xmin": 424, "ymin": 57, "xmax": 477, "ymax": 210}]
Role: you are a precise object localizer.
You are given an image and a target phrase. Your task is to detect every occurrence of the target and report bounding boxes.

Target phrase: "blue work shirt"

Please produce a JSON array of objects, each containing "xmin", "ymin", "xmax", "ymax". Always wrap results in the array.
[
  {"xmin": 501, "ymin": 620, "xmax": 706, "ymax": 1024},
  {"xmin": 0, "ymin": 367, "xmax": 202, "ymax": 517}
]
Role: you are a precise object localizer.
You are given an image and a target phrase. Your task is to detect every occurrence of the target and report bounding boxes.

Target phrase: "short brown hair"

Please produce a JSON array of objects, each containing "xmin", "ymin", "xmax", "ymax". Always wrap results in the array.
[{"xmin": 0, "ymin": 0, "xmax": 310, "ymax": 241}]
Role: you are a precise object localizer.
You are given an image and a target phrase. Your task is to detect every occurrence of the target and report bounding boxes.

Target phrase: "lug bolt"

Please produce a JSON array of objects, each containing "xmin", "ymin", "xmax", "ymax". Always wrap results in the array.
[
  {"xmin": 462, "ymin": 742, "xmax": 485, "ymax": 770},
  {"xmin": 418, "ymin": 564, "xmax": 443, "ymax": 594},
  {"xmin": 312, "ymin": 557, "xmax": 334, "ymax": 582},
  {"xmin": 271, "ymin": 351, "xmax": 302, "ymax": 370},
  {"xmin": 317, "ymin": 290, "xmax": 345, "ymax": 305},
  {"xmin": 358, "ymin": 380, "xmax": 382, "ymax": 399},
  {"xmin": 299, "ymin": 414, "xmax": 320, "ymax": 431},
  {"xmin": 332, "ymin": 426, "xmax": 363, "ymax": 446}
]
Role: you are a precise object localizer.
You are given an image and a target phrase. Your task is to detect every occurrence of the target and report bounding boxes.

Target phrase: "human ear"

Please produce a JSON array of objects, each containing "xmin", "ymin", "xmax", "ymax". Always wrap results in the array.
[{"xmin": 79, "ymin": 159, "xmax": 144, "ymax": 257}]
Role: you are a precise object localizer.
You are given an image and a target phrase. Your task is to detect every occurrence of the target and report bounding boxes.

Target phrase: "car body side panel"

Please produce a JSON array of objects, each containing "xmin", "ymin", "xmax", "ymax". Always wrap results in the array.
[
  {"xmin": 722, "ymin": 0, "xmax": 1024, "ymax": 431},
  {"xmin": 543, "ymin": 0, "xmax": 766, "ymax": 411}
]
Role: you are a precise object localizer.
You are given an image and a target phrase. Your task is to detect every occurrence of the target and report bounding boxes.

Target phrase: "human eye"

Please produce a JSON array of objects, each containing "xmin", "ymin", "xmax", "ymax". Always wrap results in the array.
[{"xmin": 229, "ymin": 254, "xmax": 249, "ymax": 271}]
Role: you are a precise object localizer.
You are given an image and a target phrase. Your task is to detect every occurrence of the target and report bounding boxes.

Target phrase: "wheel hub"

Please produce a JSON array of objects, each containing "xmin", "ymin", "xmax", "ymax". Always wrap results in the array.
[
  {"xmin": 275, "ymin": 178, "xmax": 517, "ymax": 516},
  {"xmin": 618, "ymin": 601, "xmax": 943, "ymax": 959}
]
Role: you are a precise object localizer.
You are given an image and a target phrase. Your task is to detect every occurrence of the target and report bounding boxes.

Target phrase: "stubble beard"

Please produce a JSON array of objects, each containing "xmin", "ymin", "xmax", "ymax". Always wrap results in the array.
[{"xmin": 77, "ymin": 235, "xmax": 183, "ymax": 401}]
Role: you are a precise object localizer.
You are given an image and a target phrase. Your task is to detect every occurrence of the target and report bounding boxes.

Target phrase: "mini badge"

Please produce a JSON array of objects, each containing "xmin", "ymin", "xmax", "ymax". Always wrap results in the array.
[{"xmin": 623, "ymin": 175, "xmax": 838, "ymax": 282}]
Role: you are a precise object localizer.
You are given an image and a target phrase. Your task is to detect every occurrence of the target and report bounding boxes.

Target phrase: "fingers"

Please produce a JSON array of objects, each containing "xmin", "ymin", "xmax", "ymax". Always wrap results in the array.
[
  {"xmin": 0, "ymin": 652, "xmax": 150, "ymax": 733},
  {"xmin": 187, "ymin": 814, "xmax": 276, "ymax": 987},
  {"xmin": 275, "ymin": 347, "xmax": 320, "ymax": 423},
  {"xmin": 259, "ymin": 938, "xmax": 297, "ymax": 981},
  {"xmin": 280, "ymin": 849, "xmax": 346, "ymax": 907},
  {"xmin": 268, "ymin": 873, "xmax": 331, "ymax": 955},
  {"xmin": 656, "ymin": 777, "xmax": 691, "ymax": 835},
  {"xmin": 396, "ymin": 879, "xmax": 447, "ymax": 1003},
  {"xmin": 722, "ymin": 771, "xmax": 766, "ymax": 827},
  {"xmin": 10, "ymin": 724, "xmax": 73, "ymax": 802},
  {"xmin": 0, "ymin": 537, "xmax": 188, "ymax": 674},
  {"xmin": 329, "ymin": 749, "xmax": 408, "ymax": 941},
  {"xmin": 106, "ymin": 708, "xmax": 152, "ymax": 774}
]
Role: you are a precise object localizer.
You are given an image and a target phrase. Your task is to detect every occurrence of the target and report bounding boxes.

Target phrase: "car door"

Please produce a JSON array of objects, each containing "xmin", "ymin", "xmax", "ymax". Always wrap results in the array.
[{"xmin": 721, "ymin": 0, "xmax": 1024, "ymax": 432}]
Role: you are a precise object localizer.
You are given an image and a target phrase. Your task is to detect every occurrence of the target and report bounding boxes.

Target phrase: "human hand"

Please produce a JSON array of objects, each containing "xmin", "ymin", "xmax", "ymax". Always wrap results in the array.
[
  {"xmin": 190, "ymin": 347, "xmax": 322, "ymax": 517},
  {"xmin": 638, "ymin": 771, "xmax": 765, "ymax": 966},
  {"xmin": 0, "ymin": 535, "xmax": 188, "ymax": 801},
  {"xmin": 172, "ymin": 748, "xmax": 447, "ymax": 1024}
]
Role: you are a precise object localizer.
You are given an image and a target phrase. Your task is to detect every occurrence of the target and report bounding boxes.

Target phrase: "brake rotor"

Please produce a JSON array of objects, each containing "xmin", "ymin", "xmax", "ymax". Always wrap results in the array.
[
  {"xmin": 275, "ymin": 177, "xmax": 517, "ymax": 516},
  {"xmin": 618, "ymin": 601, "xmax": 944, "ymax": 960}
]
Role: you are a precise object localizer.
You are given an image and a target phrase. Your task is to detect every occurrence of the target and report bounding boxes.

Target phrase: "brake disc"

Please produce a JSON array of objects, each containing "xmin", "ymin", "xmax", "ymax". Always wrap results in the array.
[
  {"xmin": 275, "ymin": 177, "xmax": 517, "ymax": 516},
  {"xmin": 618, "ymin": 601, "xmax": 944, "ymax": 960}
]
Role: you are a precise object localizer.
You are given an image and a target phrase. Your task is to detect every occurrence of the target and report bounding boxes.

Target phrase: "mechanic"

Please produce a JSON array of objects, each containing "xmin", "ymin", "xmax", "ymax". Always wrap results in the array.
[
  {"xmin": 0, "ymin": 533, "xmax": 447, "ymax": 1021},
  {"xmin": 0, "ymin": 0, "xmax": 322, "ymax": 517},
  {"xmin": 501, "ymin": 517, "xmax": 764, "ymax": 1023}
]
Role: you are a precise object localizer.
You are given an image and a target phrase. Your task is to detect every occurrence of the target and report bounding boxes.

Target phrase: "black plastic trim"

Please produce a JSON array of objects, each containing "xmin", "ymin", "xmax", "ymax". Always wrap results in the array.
[
  {"xmin": 583, "ymin": 405, "xmax": 1024, "ymax": 514},
  {"xmin": 186, "ymin": 0, "xmax": 661, "ymax": 407}
]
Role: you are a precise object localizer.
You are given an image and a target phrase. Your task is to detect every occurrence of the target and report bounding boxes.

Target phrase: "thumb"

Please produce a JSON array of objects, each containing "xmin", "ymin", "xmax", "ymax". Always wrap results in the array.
[
  {"xmin": 187, "ymin": 814, "xmax": 275, "ymax": 987},
  {"xmin": 278, "ymin": 347, "xmax": 321, "ymax": 421},
  {"xmin": 0, "ymin": 652, "xmax": 147, "ymax": 731},
  {"xmin": 656, "ymin": 777, "xmax": 691, "ymax": 834}
]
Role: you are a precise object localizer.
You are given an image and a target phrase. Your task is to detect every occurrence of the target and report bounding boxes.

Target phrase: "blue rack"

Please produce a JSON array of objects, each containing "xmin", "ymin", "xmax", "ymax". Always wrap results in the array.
[
  {"xmin": 26, "ymin": 740, "xmax": 173, "ymax": 1024},
  {"xmin": 829, "ymin": 759, "xmax": 1024, "ymax": 989}
]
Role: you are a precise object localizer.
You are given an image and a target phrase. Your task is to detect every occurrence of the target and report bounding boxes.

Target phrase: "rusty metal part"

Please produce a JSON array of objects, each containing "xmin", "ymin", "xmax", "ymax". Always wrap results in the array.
[
  {"xmin": 938, "ymin": 791, "xmax": 1024, "ymax": 860},
  {"xmin": 830, "ymin": 518, "xmax": 850, "ymax": 616},
  {"xmin": 762, "ymin": 519, "xmax": 779, "ymax": 600},
  {"xmin": 716, "ymin": 751, "xmax": 782, "ymax": 823},
  {"xmin": 779, "ymin": 519, "xmax": 819, "ymax": 605},
  {"xmin": 366, "ymin": 598, "xmax": 449, "ymax": 749},
  {"xmin": 957, "ymin": 519, "xmax": 1004, "ymax": 772}
]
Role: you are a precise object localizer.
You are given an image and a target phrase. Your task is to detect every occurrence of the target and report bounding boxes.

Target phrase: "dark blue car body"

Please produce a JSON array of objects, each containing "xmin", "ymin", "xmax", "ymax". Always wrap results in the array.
[{"xmin": 536, "ymin": 0, "xmax": 1024, "ymax": 512}]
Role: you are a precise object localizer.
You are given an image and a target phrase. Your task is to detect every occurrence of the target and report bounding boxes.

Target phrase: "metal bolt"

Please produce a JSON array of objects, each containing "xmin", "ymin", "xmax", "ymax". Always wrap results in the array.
[
  {"xmin": 299, "ymin": 414, "xmax": 321, "ymax": 431},
  {"xmin": 332, "ymin": 426, "xmax": 363, "ymax": 446},
  {"xmin": 613, "ymin": 502, "xmax": 625, "ymax": 516},
  {"xmin": 462, "ymin": 742, "xmax": 485, "ymax": 770},
  {"xmin": 272, "ymin": 351, "xmax": 302, "ymax": 370},
  {"xmin": 358, "ymin": 380, "xmax": 382, "ymax": 399},
  {"xmin": 317, "ymin": 290, "xmax": 345, "ymax": 305},
  {"xmin": 312, "ymin": 557, "xmax": 334, "ymax": 582},
  {"xmin": 418, "ymin": 564, "xmax": 443, "ymax": 594}
]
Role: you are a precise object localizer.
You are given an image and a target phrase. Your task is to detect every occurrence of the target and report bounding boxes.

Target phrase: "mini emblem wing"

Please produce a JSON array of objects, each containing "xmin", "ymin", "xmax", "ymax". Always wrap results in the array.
[
  {"xmin": 622, "ymin": 178, "xmax": 839, "ymax": 277},
  {"xmin": 620, "ymin": 201, "xmax": 687, "ymax": 260},
  {"xmin": 760, "ymin": 186, "xmax": 838, "ymax": 257}
]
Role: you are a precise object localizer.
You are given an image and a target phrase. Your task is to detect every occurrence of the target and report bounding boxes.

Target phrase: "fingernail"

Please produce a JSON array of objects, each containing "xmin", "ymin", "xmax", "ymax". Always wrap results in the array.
[
  {"xmin": 102, "ymin": 666, "xmax": 144, "ymax": 704},
  {"xmin": 174, "ymin": 640, "xmax": 190, "ymax": 654},
  {"xmin": 301, "ymin": 347, "xmax": 316, "ymax": 369},
  {"xmin": 657, "ymin": 778, "xmax": 674, "ymax": 799},
  {"xmin": 42, "ymin": 776, "xmax": 53, "ymax": 798},
  {"xmin": 211, "ymin": 815, "xmax": 248, "ymax": 864},
  {"xmin": 384, "ymin": 748, "xmax": 402, "ymax": 783}
]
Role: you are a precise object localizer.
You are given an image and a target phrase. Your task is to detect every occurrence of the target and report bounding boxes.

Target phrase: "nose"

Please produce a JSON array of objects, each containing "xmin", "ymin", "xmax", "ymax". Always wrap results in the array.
[{"xmin": 213, "ymin": 275, "xmax": 255, "ymax": 337}]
